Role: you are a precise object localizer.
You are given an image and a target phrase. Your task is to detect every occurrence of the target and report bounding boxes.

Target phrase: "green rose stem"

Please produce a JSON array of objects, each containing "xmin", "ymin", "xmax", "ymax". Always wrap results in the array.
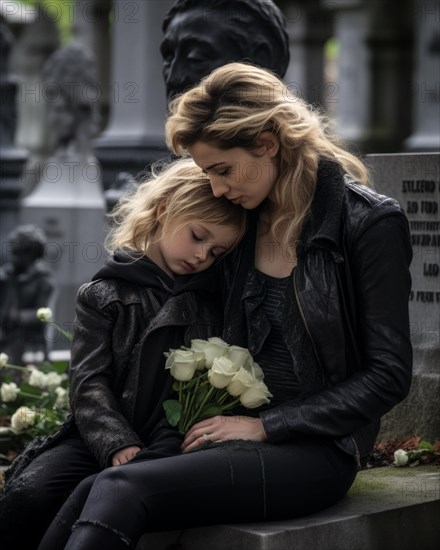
[
  {"xmin": 19, "ymin": 391, "xmax": 45, "ymax": 400},
  {"xmin": 217, "ymin": 390, "xmax": 231, "ymax": 405},
  {"xmin": 46, "ymin": 322, "xmax": 73, "ymax": 342},
  {"xmin": 221, "ymin": 398, "xmax": 240, "ymax": 410},
  {"xmin": 1, "ymin": 363, "xmax": 29, "ymax": 373},
  {"xmin": 183, "ymin": 385, "xmax": 216, "ymax": 433},
  {"xmin": 180, "ymin": 377, "xmax": 201, "ymax": 433}
]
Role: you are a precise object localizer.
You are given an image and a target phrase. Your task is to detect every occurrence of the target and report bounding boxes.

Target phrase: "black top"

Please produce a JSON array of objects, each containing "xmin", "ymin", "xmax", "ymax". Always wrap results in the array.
[
  {"xmin": 253, "ymin": 270, "xmax": 300, "ymax": 407},
  {"xmin": 233, "ymin": 265, "xmax": 323, "ymax": 416}
]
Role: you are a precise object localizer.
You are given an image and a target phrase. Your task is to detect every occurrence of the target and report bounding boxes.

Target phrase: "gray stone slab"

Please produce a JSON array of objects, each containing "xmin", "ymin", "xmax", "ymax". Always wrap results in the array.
[
  {"xmin": 366, "ymin": 152, "xmax": 440, "ymax": 440},
  {"xmin": 136, "ymin": 466, "xmax": 440, "ymax": 550}
]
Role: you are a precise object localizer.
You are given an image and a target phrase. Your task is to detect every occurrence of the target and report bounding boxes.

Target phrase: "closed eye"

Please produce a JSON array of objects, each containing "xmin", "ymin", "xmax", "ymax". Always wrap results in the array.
[
  {"xmin": 191, "ymin": 231, "xmax": 203, "ymax": 242},
  {"xmin": 210, "ymin": 247, "xmax": 226, "ymax": 258}
]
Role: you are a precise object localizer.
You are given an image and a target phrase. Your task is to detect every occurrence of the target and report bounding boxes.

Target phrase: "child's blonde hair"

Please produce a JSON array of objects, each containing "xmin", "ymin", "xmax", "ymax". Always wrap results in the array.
[{"xmin": 106, "ymin": 158, "xmax": 247, "ymax": 254}]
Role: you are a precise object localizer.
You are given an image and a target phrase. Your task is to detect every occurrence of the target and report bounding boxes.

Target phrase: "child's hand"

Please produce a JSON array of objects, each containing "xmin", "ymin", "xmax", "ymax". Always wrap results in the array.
[{"xmin": 111, "ymin": 446, "xmax": 141, "ymax": 466}]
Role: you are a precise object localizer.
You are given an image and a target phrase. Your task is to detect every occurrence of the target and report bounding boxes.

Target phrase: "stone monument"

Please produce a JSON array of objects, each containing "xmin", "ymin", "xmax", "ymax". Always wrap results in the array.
[
  {"xmin": 367, "ymin": 153, "xmax": 440, "ymax": 440},
  {"xmin": 20, "ymin": 43, "xmax": 106, "ymax": 342},
  {"xmin": 94, "ymin": 0, "xmax": 174, "ymax": 194},
  {"xmin": 8, "ymin": 3, "xmax": 60, "ymax": 197},
  {"xmin": 0, "ymin": 22, "xmax": 28, "ymax": 251}
]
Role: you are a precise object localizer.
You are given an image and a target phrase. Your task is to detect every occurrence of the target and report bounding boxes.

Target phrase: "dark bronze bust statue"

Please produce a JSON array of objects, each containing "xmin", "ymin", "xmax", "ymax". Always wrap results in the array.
[{"xmin": 161, "ymin": 0, "xmax": 290, "ymax": 101}]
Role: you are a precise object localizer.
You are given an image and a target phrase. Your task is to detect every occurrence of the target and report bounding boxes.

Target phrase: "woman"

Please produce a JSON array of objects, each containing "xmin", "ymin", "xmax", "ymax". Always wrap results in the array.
[{"xmin": 37, "ymin": 63, "xmax": 412, "ymax": 549}]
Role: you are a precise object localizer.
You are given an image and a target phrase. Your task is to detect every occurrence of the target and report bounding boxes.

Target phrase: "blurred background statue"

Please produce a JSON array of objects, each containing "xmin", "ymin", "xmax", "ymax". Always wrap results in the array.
[
  {"xmin": 21, "ymin": 42, "xmax": 106, "ymax": 345},
  {"xmin": 42, "ymin": 42, "xmax": 101, "ymax": 159},
  {"xmin": 0, "ymin": 225, "xmax": 56, "ymax": 367},
  {"xmin": 161, "ymin": 0, "xmax": 290, "ymax": 101}
]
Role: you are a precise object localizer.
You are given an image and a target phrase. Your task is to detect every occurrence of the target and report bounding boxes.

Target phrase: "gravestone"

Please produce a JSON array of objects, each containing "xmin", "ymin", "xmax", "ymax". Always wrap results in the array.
[{"xmin": 366, "ymin": 153, "xmax": 440, "ymax": 440}]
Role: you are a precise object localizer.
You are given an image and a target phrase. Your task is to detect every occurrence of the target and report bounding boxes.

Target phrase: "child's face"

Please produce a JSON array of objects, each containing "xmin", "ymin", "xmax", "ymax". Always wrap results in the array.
[{"xmin": 148, "ymin": 220, "xmax": 240, "ymax": 277}]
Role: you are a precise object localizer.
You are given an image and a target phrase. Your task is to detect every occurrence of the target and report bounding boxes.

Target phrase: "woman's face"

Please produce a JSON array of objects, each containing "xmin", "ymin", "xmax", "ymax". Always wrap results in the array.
[{"xmin": 188, "ymin": 136, "xmax": 279, "ymax": 210}]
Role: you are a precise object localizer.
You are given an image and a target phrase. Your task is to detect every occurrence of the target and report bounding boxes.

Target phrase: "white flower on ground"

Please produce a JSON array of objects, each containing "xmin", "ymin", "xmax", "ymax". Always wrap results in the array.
[
  {"xmin": 1, "ymin": 382, "xmax": 19, "ymax": 402},
  {"xmin": 54, "ymin": 387, "xmax": 69, "ymax": 409},
  {"xmin": 393, "ymin": 449, "xmax": 410, "ymax": 467},
  {"xmin": 36, "ymin": 307, "xmax": 53, "ymax": 322},
  {"xmin": 0, "ymin": 427, "xmax": 14, "ymax": 435},
  {"xmin": 11, "ymin": 406, "xmax": 36, "ymax": 431},
  {"xmin": 208, "ymin": 356, "xmax": 239, "ymax": 389},
  {"xmin": 28, "ymin": 369, "xmax": 48, "ymax": 389},
  {"xmin": 0, "ymin": 353, "xmax": 9, "ymax": 368},
  {"xmin": 240, "ymin": 380, "xmax": 273, "ymax": 409},
  {"xmin": 45, "ymin": 372, "xmax": 63, "ymax": 390},
  {"xmin": 166, "ymin": 349, "xmax": 199, "ymax": 382}
]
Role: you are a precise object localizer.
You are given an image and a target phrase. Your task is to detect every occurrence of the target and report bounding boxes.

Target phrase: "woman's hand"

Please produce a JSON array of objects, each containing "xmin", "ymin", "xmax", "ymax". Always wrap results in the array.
[
  {"xmin": 181, "ymin": 415, "xmax": 267, "ymax": 453},
  {"xmin": 111, "ymin": 445, "xmax": 141, "ymax": 466}
]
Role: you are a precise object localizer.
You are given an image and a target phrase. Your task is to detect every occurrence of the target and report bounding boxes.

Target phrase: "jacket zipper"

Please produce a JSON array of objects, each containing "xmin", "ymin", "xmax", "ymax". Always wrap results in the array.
[
  {"xmin": 294, "ymin": 269, "xmax": 362, "ymax": 468},
  {"xmin": 292, "ymin": 268, "xmax": 326, "ymax": 387}
]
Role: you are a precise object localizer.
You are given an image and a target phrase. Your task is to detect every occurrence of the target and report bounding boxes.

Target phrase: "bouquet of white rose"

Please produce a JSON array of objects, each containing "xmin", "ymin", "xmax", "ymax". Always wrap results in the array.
[{"xmin": 163, "ymin": 337, "xmax": 272, "ymax": 434}]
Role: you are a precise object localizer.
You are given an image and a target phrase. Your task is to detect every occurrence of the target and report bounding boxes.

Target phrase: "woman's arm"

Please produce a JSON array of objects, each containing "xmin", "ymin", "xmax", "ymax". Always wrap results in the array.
[{"xmin": 261, "ymin": 213, "xmax": 413, "ymax": 442}]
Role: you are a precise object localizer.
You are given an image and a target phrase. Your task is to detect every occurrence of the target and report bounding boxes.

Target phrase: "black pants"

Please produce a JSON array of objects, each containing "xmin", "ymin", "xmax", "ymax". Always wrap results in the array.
[
  {"xmin": 37, "ymin": 437, "xmax": 357, "ymax": 550},
  {"xmin": 0, "ymin": 430, "xmax": 182, "ymax": 550}
]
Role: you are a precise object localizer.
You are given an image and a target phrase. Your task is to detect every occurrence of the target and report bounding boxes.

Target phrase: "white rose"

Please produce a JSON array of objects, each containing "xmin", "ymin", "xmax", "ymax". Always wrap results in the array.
[
  {"xmin": 188, "ymin": 342, "xmax": 207, "ymax": 370},
  {"xmin": 226, "ymin": 367, "xmax": 255, "ymax": 397},
  {"xmin": 393, "ymin": 449, "xmax": 409, "ymax": 467},
  {"xmin": 55, "ymin": 386, "xmax": 69, "ymax": 409},
  {"xmin": 208, "ymin": 356, "xmax": 239, "ymax": 389},
  {"xmin": 202, "ymin": 338, "xmax": 230, "ymax": 368},
  {"xmin": 248, "ymin": 359, "xmax": 265, "ymax": 380},
  {"xmin": 45, "ymin": 372, "xmax": 63, "ymax": 390},
  {"xmin": 1, "ymin": 382, "xmax": 19, "ymax": 402},
  {"xmin": 11, "ymin": 406, "xmax": 36, "ymax": 432},
  {"xmin": 240, "ymin": 380, "xmax": 272, "ymax": 409},
  {"xmin": 36, "ymin": 307, "xmax": 53, "ymax": 322},
  {"xmin": 166, "ymin": 349, "xmax": 198, "ymax": 381},
  {"xmin": 0, "ymin": 352, "xmax": 9, "ymax": 368},
  {"xmin": 227, "ymin": 346, "xmax": 253, "ymax": 370},
  {"xmin": 28, "ymin": 369, "xmax": 47, "ymax": 389}
]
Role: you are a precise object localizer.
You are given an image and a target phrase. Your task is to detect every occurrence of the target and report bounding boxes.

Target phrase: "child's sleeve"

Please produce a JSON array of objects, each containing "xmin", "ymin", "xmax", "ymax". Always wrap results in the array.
[{"xmin": 69, "ymin": 282, "xmax": 144, "ymax": 467}]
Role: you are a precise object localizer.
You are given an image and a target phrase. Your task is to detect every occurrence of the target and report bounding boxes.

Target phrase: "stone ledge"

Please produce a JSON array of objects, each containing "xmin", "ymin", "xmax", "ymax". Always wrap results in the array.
[{"xmin": 136, "ymin": 465, "xmax": 440, "ymax": 550}]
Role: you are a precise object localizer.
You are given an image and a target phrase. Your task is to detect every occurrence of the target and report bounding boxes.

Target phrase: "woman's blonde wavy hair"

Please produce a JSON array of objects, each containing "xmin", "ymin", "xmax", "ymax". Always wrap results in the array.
[
  {"xmin": 165, "ymin": 62, "xmax": 370, "ymax": 250},
  {"xmin": 106, "ymin": 158, "xmax": 246, "ymax": 254}
]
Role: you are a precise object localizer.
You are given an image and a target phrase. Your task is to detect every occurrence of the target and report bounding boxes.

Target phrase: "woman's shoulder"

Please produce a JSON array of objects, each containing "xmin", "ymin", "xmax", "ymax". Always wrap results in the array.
[
  {"xmin": 345, "ymin": 177, "xmax": 403, "ymax": 210},
  {"xmin": 342, "ymin": 178, "xmax": 410, "ymax": 251}
]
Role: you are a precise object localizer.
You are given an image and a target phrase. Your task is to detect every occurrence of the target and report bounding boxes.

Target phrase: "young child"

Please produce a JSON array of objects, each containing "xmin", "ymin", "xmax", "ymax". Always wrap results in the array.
[{"xmin": 0, "ymin": 158, "xmax": 246, "ymax": 549}]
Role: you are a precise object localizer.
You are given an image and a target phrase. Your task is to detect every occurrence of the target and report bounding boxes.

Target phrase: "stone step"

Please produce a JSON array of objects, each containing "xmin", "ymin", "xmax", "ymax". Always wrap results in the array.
[{"xmin": 136, "ymin": 465, "xmax": 440, "ymax": 550}]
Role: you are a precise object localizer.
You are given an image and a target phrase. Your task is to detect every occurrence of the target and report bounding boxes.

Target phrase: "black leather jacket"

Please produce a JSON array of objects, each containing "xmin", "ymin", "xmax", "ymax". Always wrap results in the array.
[
  {"xmin": 4, "ymin": 258, "xmax": 223, "ymax": 486},
  {"xmin": 220, "ymin": 161, "xmax": 413, "ymax": 465}
]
